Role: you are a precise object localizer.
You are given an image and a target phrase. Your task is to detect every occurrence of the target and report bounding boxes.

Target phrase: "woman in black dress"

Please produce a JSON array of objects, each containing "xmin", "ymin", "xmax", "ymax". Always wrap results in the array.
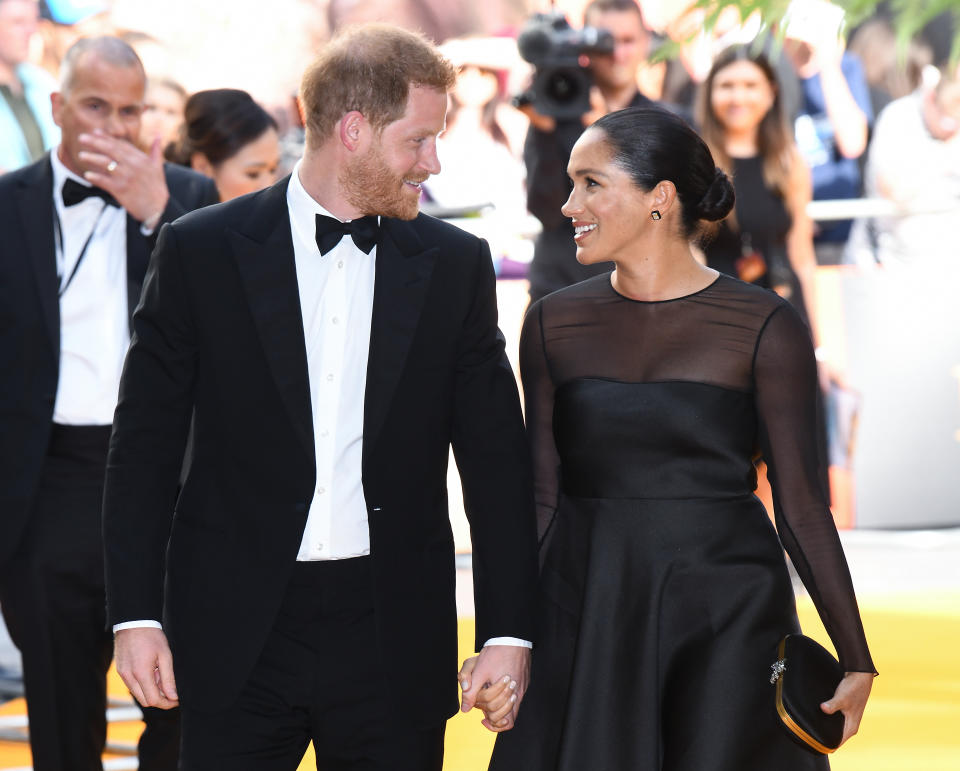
[
  {"xmin": 472, "ymin": 106, "xmax": 874, "ymax": 770},
  {"xmin": 698, "ymin": 46, "xmax": 820, "ymax": 334}
]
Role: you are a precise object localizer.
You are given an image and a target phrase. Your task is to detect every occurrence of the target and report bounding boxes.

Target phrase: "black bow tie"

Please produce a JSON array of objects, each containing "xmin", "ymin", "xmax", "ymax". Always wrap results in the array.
[
  {"xmin": 62, "ymin": 177, "xmax": 119, "ymax": 208},
  {"xmin": 314, "ymin": 214, "xmax": 380, "ymax": 255}
]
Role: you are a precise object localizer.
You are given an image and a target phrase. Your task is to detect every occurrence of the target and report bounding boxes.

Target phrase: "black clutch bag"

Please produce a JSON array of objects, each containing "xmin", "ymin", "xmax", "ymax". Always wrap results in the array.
[{"xmin": 769, "ymin": 634, "xmax": 845, "ymax": 754}]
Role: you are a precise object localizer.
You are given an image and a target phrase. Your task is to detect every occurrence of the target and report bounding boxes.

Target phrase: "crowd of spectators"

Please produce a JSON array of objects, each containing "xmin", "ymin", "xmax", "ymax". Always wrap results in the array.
[{"xmin": 2, "ymin": 0, "xmax": 956, "ymax": 274}]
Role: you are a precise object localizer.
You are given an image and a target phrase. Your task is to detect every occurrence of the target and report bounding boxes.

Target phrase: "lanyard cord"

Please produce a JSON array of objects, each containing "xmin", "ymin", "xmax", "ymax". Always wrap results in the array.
[{"xmin": 55, "ymin": 201, "xmax": 110, "ymax": 298}]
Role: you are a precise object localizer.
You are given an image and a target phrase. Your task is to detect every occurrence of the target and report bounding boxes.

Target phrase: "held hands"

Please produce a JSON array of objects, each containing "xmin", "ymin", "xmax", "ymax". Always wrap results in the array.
[
  {"xmin": 114, "ymin": 627, "xmax": 179, "ymax": 710},
  {"xmin": 77, "ymin": 131, "xmax": 170, "ymax": 224},
  {"xmin": 820, "ymin": 671, "xmax": 874, "ymax": 746},
  {"xmin": 459, "ymin": 645, "xmax": 531, "ymax": 733},
  {"xmin": 460, "ymin": 658, "xmax": 518, "ymax": 731}
]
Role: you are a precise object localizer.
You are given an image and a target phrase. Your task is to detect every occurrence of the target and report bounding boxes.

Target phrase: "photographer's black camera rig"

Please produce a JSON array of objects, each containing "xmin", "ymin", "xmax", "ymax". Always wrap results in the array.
[{"xmin": 514, "ymin": 11, "xmax": 615, "ymax": 120}]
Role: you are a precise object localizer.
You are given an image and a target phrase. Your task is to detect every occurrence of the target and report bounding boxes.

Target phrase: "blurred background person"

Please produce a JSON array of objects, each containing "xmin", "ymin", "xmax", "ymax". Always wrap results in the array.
[
  {"xmin": 655, "ymin": 2, "xmax": 763, "ymax": 120},
  {"xmin": 426, "ymin": 35, "xmax": 530, "ymax": 275},
  {"xmin": 522, "ymin": 0, "xmax": 655, "ymax": 304},
  {"xmin": 117, "ymin": 29, "xmax": 175, "ymax": 85},
  {"xmin": 847, "ymin": 17, "xmax": 933, "ymax": 121},
  {"xmin": 429, "ymin": 35, "xmax": 526, "ymax": 210},
  {"xmin": 325, "ymin": 0, "xmax": 525, "ymax": 48},
  {"xmin": 116, "ymin": 32, "xmax": 187, "ymax": 154},
  {"xmin": 140, "ymin": 76, "xmax": 186, "ymax": 150},
  {"xmin": 0, "ymin": 0, "xmax": 59, "ymax": 172},
  {"xmin": 35, "ymin": 0, "xmax": 110, "ymax": 78},
  {"xmin": 274, "ymin": 89, "xmax": 306, "ymax": 177},
  {"xmin": 165, "ymin": 87, "xmax": 279, "ymax": 201},
  {"xmin": 0, "ymin": 35, "xmax": 217, "ymax": 771},
  {"xmin": 698, "ymin": 46, "xmax": 819, "ymax": 338},
  {"xmin": 782, "ymin": 0, "xmax": 872, "ymax": 266},
  {"xmin": 854, "ymin": 64, "xmax": 960, "ymax": 268}
]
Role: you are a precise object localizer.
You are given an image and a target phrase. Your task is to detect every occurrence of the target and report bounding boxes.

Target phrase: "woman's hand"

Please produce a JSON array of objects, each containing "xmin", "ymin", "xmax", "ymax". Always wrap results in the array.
[
  {"xmin": 820, "ymin": 671, "xmax": 874, "ymax": 745},
  {"xmin": 458, "ymin": 656, "xmax": 519, "ymax": 732}
]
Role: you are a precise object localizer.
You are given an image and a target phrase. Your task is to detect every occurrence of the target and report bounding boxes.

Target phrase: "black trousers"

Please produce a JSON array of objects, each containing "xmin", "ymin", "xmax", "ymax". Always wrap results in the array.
[
  {"xmin": 179, "ymin": 558, "xmax": 445, "ymax": 771},
  {"xmin": 0, "ymin": 424, "xmax": 180, "ymax": 771}
]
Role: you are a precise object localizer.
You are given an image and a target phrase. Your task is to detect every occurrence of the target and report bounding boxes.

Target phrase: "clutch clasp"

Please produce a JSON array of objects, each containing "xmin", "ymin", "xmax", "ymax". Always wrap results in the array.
[{"xmin": 770, "ymin": 658, "xmax": 786, "ymax": 685}]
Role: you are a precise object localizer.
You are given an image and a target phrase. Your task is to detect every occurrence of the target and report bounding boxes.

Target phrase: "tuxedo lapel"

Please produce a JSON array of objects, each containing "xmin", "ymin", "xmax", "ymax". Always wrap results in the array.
[
  {"xmin": 228, "ymin": 177, "xmax": 315, "ymax": 460},
  {"xmin": 16, "ymin": 157, "xmax": 59, "ymax": 354},
  {"xmin": 125, "ymin": 213, "xmax": 149, "ymax": 326},
  {"xmin": 363, "ymin": 216, "xmax": 439, "ymax": 467}
]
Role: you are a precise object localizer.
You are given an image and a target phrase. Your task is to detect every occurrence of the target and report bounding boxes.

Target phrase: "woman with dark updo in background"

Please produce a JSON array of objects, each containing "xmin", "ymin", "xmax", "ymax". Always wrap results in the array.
[
  {"xmin": 165, "ymin": 88, "xmax": 279, "ymax": 201},
  {"xmin": 461, "ymin": 106, "xmax": 874, "ymax": 770}
]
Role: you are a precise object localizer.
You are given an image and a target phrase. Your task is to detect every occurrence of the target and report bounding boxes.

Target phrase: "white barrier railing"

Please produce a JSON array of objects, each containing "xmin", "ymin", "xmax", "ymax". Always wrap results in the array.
[{"xmin": 807, "ymin": 197, "xmax": 960, "ymax": 221}]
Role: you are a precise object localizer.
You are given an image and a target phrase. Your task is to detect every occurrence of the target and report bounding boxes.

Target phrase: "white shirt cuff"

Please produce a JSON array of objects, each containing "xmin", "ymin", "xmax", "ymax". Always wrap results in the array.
[
  {"xmin": 113, "ymin": 620, "xmax": 163, "ymax": 633},
  {"xmin": 483, "ymin": 637, "xmax": 532, "ymax": 649}
]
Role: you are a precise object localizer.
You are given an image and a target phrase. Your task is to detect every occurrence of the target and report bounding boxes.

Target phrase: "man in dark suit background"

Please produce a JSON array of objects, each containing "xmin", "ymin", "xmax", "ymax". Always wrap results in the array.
[
  {"xmin": 522, "ymin": 0, "xmax": 655, "ymax": 303},
  {"xmin": 104, "ymin": 23, "xmax": 539, "ymax": 770},
  {"xmin": 0, "ymin": 35, "xmax": 217, "ymax": 771}
]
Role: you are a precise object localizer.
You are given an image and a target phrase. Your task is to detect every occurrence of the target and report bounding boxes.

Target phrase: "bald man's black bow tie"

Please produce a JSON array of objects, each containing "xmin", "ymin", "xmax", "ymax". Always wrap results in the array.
[
  {"xmin": 314, "ymin": 214, "xmax": 380, "ymax": 255},
  {"xmin": 62, "ymin": 178, "xmax": 119, "ymax": 208}
]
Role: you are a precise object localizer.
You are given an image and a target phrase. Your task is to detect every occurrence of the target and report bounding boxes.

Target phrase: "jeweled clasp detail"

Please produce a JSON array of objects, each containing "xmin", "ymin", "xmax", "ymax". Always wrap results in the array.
[{"xmin": 770, "ymin": 658, "xmax": 786, "ymax": 684}]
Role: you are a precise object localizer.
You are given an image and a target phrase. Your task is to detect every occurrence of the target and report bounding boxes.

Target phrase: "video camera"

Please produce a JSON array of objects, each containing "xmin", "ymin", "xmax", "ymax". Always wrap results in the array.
[{"xmin": 515, "ymin": 12, "xmax": 614, "ymax": 120}]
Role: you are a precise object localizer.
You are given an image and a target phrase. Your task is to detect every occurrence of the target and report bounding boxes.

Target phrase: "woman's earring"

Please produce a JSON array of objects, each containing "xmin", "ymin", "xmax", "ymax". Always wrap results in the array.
[{"xmin": 651, "ymin": 210, "xmax": 661, "ymax": 221}]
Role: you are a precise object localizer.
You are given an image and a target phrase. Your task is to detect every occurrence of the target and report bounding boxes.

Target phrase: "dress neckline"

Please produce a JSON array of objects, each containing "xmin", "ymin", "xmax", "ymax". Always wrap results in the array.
[{"xmin": 607, "ymin": 273, "xmax": 723, "ymax": 305}]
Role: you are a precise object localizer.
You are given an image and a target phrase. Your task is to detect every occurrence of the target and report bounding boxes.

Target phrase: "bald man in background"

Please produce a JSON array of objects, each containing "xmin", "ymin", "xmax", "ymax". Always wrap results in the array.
[{"xmin": 0, "ymin": 35, "xmax": 217, "ymax": 771}]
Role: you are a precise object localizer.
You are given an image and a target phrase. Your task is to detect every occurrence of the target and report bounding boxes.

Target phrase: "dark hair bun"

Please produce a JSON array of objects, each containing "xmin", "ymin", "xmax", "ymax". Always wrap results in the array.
[
  {"xmin": 164, "ymin": 88, "xmax": 277, "ymax": 168},
  {"xmin": 696, "ymin": 168, "xmax": 735, "ymax": 221}
]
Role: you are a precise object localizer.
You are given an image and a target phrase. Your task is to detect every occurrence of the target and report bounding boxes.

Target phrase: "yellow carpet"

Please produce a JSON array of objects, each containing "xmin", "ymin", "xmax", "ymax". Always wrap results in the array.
[
  {"xmin": 2, "ymin": 593, "xmax": 958, "ymax": 769},
  {"xmin": 441, "ymin": 595, "xmax": 960, "ymax": 771}
]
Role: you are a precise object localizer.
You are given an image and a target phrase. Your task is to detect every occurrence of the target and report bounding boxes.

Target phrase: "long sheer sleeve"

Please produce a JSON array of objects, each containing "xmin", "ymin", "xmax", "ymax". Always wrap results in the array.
[
  {"xmin": 754, "ymin": 304, "xmax": 876, "ymax": 673},
  {"xmin": 519, "ymin": 300, "xmax": 561, "ymax": 545}
]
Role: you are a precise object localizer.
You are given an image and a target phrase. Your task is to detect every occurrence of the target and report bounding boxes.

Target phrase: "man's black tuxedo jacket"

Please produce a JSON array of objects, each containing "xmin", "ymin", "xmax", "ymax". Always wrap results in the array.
[
  {"xmin": 0, "ymin": 155, "xmax": 218, "ymax": 567},
  {"xmin": 102, "ymin": 176, "xmax": 539, "ymax": 723}
]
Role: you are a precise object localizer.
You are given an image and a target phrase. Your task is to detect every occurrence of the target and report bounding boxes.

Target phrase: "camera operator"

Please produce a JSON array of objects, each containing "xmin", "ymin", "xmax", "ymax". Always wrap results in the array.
[{"xmin": 521, "ymin": 0, "xmax": 655, "ymax": 302}]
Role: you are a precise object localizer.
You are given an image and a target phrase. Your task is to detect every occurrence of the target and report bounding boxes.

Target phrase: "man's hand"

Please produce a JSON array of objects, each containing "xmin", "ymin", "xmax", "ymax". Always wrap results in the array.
[
  {"xmin": 459, "ymin": 645, "xmax": 530, "ymax": 732},
  {"xmin": 78, "ymin": 131, "xmax": 170, "ymax": 223},
  {"xmin": 114, "ymin": 627, "xmax": 179, "ymax": 710}
]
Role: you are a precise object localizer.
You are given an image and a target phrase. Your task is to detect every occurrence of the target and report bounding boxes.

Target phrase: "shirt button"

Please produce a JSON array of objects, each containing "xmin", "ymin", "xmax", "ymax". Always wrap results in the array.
[
  {"xmin": 317, "ymin": 543, "xmax": 324, "ymax": 551},
  {"xmin": 320, "ymin": 429, "xmax": 329, "ymax": 438},
  {"xmin": 332, "ymin": 316, "xmax": 339, "ymax": 325},
  {"xmin": 337, "ymin": 261, "xmax": 344, "ymax": 269},
  {"xmin": 317, "ymin": 487, "xmax": 326, "ymax": 495},
  {"xmin": 326, "ymin": 373, "xmax": 334, "ymax": 382}
]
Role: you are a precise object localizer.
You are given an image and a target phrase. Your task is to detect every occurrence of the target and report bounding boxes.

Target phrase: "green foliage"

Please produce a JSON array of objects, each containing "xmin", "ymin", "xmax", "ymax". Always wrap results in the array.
[
  {"xmin": 677, "ymin": 0, "xmax": 960, "ymax": 63},
  {"xmin": 885, "ymin": 0, "xmax": 960, "ymax": 64}
]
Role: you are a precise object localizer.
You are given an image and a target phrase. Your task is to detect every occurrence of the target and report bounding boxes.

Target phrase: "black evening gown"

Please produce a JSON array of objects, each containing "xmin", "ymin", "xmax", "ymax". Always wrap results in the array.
[{"xmin": 490, "ymin": 273, "xmax": 874, "ymax": 771}]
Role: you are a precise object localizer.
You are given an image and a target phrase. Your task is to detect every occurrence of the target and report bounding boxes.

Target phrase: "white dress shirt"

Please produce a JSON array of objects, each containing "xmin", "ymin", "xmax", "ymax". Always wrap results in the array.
[
  {"xmin": 287, "ymin": 161, "xmax": 376, "ymax": 561},
  {"xmin": 50, "ymin": 149, "xmax": 129, "ymax": 426}
]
